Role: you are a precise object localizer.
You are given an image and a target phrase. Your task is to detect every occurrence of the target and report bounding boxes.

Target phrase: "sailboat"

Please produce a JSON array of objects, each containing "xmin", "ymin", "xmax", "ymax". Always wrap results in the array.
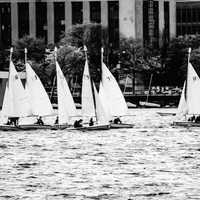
[
  {"xmin": 52, "ymin": 47, "xmax": 77, "ymax": 130},
  {"xmin": 173, "ymin": 48, "xmax": 200, "ymax": 127},
  {"xmin": 14, "ymin": 48, "xmax": 56, "ymax": 130},
  {"xmin": 99, "ymin": 48, "xmax": 133, "ymax": 129},
  {"xmin": 75, "ymin": 46, "xmax": 110, "ymax": 130},
  {"xmin": 0, "ymin": 48, "xmax": 35, "ymax": 131}
]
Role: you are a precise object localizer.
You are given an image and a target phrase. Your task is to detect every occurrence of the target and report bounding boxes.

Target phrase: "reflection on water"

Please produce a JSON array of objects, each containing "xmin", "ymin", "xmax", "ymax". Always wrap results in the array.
[{"xmin": 0, "ymin": 109, "xmax": 200, "ymax": 200}]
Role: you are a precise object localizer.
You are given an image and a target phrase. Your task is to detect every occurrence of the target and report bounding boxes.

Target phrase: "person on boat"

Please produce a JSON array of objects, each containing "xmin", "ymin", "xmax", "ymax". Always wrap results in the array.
[
  {"xmin": 113, "ymin": 117, "xmax": 122, "ymax": 124},
  {"xmin": 36, "ymin": 116, "xmax": 44, "ymax": 125},
  {"xmin": 74, "ymin": 119, "xmax": 83, "ymax": 128},
  {"xmin": 188, "ymin": 115, "xmax": 195, "ymax": 122},
  {"xmin": 9, "ymin": 117, "xmax": 19, "ymax": 126},
  {"xmin": 89, "ymin": 118, "xmax": 94, "ymax": 126},
  {"xmin": 55, "ymin": 116, "xmax": 59, "ymax": 124},
  {"xmin": 195, "ymin": 115, "xmax": 200, "ymax": 123},
  {"xmin": 5, "ymin": 119, "xmax": 11, "ymax": 125}
]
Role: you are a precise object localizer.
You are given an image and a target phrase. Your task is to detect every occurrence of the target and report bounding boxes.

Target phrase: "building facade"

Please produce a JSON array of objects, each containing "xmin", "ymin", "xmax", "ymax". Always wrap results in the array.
[{"xmin": 0, "ymin": 0, "xmax": 192, "ymax": 50}]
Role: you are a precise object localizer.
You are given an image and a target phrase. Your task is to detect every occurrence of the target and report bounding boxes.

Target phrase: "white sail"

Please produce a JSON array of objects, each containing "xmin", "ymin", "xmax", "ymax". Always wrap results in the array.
[
  {"xmin": 1, "ymin": 82, "xmax": 10, "ymax": 117},
  {"xmin": 93, "ymin": 82, "xmax": 108, "ymax": 124},
  {"xmin": 100, "ymin": 62, "xmax": 128, "ymax": 116},
  {"xmin": 99, "ymin": 82, "xmax": 112, "ymax": 121},
  {"xmin": 56, "ymin": 61, "xmax": 76, "ymax": 124},
  {"xmin": 81, "ymin": 58, "xmax": 95, "ymax": 117},
  {"xmin": 2, "ymin": 61, "xmax": 32, "ymax": 117},
  {"xmin": 25, "ymin": 62, "xmax": 53, "ymax": 116},
  {"xmin": 186, "ymin": 62, "xmax": 200, "ymax": 115},
  {"xmin": 177, "ymin": 81, "xmax": 188, "ymax": 116}
]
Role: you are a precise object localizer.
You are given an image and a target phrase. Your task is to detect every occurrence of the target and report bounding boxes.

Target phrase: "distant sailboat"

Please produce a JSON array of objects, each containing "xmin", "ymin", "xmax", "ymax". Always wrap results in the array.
[
  {"xmin": 99, "ymin": 48, "xmax": 133, "ymax": 129},
  {"xmin": 78, "ymin": 46, "xmax": 110, "ymax": 130},
  {"xmin": 0, "ymin": 48, "xmax": 35, "ymax": 131},
  {"xmin": 173, "ymin": 48, "xmax": 200, "ymax": 127},
  {"xmin": 54, "ymin": 47, "xmax": 77, "ymax": 128}
]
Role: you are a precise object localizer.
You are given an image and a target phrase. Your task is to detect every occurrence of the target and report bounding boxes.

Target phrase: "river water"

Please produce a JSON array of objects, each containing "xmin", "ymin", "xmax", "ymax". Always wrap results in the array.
[{"xmin": 0, "ymin": 108, "xmax": 200, "ymax": 200}]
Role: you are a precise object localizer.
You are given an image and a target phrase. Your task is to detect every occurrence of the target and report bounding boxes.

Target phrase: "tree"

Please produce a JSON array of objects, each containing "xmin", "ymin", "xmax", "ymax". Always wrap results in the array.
[
  {"xmin": 162, "ymin": 34, "xmax": 200, "ymax": 86},
  {"xmin": 13, "ymin": 35, "xmax": 46, "ymax": 63},
  {"xmin": 59, "ymin": 23, "xmax": 108, "ymax": 83},
  {"xmin": 116, "ymin": 36, "xmax": 161, "ymax": 93}
]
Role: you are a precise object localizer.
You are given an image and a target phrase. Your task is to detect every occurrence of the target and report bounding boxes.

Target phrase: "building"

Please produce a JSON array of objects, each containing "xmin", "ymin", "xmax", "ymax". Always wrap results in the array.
[
  {"xmin": 0, "ymin": 0, "xmax": 191, "ymax": 49},
  {"xmin": 0, "ymin": 0, "xmax": 199, "ymax": 48}
]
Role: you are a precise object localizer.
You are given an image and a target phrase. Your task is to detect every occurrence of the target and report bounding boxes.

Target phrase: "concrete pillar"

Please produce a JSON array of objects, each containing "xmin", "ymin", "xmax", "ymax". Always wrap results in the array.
[
  {"xmin": 119, "ymin": 0, "xmax": 136, "ymax": 38},
  {"xmin": 83, "ymin": 1, "xmax": 90, "ymax": 23},
  {"xmin": 101, "ymin": 1, "xmax": 108, "ymax": 27},
  {"xmin": 11, "ymin": 2, "xmax": 18, "ymax": 44},
  {"xmin": 47, "ymin": 1, "xmax": 54, "ymax": 44},
  {"xmin": 135, "ymin": 0, "xmax": 143, "ymax": 41},
  {"xmin": 159, "ymin": 0, "xmax": 164, "ymax": 46},
  {"xmin": 29, "ymin": 1, "xmax": 36, "ymax": 38},
  {"xmin": 65, "ymin": 0, "xmax": 72, "ymax": 32},
  {"xmin": 169, "ymin": 0, "xmax": 176, "ymax": 38}
]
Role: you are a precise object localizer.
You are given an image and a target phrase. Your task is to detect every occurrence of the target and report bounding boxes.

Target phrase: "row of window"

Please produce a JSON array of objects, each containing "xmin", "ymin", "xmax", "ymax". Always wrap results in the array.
[
  {"xmin": 176, "ymin": 2, "xmax": 200, "ymax": 36},
  {"xmin": 0, "ymin": 1, "xmax": 119, "ymax": 49}
]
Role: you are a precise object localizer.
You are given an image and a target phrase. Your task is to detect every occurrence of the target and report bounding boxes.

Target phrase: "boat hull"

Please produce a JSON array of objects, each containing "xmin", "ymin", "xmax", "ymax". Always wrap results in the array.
[
  {"xmin": 51, "ymin": 124, "xmax": 70, "ymax": 130},
  {"xmin": 172, "ymin": 121, "xmax": 200, "ymax": 127},
  {"xmin": 70, "ymin": 124, "xmax": 110, "ymax": 131},
  {"xmin": 157, "ymin": 112, "xmax": 176, "ymax": 116},
  {"xmin": 110, "ymin": 123, "xmax": 134, "ymax": 129}
]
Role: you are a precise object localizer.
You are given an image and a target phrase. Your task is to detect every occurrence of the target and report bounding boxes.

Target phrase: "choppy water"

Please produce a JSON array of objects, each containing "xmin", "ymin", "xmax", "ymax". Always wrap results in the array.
[{"xmin": 0, "ymin": 109, "xmax": 200, "ymax": 200}]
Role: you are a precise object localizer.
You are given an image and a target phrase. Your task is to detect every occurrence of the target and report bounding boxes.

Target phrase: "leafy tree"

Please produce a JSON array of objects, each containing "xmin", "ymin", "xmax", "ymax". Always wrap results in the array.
[
  {"xmin": 59, "ymin": 23, "xmax": 108, "ymax": 83},
  {"xmin": 13, "ymin": 35, "xmax": 46, "ymax": 64},
  {"xmin": 162, "ymin": 34, "xmax": 200, "ymax": 86}
]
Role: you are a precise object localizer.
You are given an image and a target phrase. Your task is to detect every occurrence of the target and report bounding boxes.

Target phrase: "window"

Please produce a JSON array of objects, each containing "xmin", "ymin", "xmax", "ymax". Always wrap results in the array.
[
  {"xmin": 72, "ymin": 2, "xmax": 83, "ymax": 25},
  {"xmin": 176, "ymin": 2, "xmax": 200, "ymax": 36},
  {"xmin": 0, "ymin": 3, "xmax": 11, "ymax": 48},
  {"xmin": 36, "ymin": 2, "xmax": 47, "ymax": 43},
  {"xmin": 54, "ymin": 2, "xmax": 65, "ymax": 43},
  {"xmin": 90, "ymin": 1, "xmax": 101, "ymax": 23},
  {"xmin": 18, "ymin": 3, "xmax": 29, "ymax": 38}
]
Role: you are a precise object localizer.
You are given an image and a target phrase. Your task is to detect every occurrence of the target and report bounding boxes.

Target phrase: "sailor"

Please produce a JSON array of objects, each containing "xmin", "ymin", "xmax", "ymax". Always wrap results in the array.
[
  {"xmin": 55, "ymin": 116, "xmax": 59, "ymax": 124},
  {"xmin": 89, "ymin": 118, "xmax": 94, "ymax": 126},
  {"xmin": 113, "ymin": 117, "xmax": 122, "ymax": 124},
  {"xmin": 6, "ymin": 119, "xmax": 11, "ymax": 125},
  {"xmin": 9, "ymin": 117, "xmax": 19, "ymax": 126},
  {"xmin": 195, "ymin": 115, "xmax": 200, "ymax": 123},
  {"xmin": 74, "ymin": 119, "xmax": 83, "ymax": 128},
  {"xmin": 188, "ymin": 115, "xmax": 195, "ymax": 122},
  {"xmin": 36, "ymin": 116, "xmax": 44, "ymax": 125}
]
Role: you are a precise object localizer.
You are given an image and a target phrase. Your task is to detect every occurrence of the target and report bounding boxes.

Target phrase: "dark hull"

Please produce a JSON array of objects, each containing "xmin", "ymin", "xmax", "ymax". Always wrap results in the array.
[
  {"xmin": 157, "ymin": 112, "xmax": 176, "ymax": 116},
  {"xmin": 50, "ymin": 124, "xmax": 69, "ymax": 130},
  {"xmin": 172, "ymin": 121, "xmax": 200, "ymax": 127},
  {"xmin": 110, "ymin": 123, "xmax": 134, "ymax": 129},
  {"xmin": 70, "ymin": 124, "xmax": 110, "ymax": 131},
  {"xmin": 0, "ymin": 124, "xmax": 69, "ymax": 131}
]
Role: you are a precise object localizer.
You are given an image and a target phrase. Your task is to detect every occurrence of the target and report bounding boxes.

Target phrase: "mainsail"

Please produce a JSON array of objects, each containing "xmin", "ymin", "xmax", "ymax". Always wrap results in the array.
[
  {"xmin": 177, "ymin": 81, "xmax": 187, "ymax": 116},
  {"xmin": 93, "ymin": 82, "xmax": 108, "ymax": 124},
  {"xmin": 81, "ymin": 57, "xmax": 95, "ymax": 117},
  {"xmin": 100, "ymin": 62, "xmax": 128, "ymax": 116},
  {"xmin": 2, "ymin": 61, "xmax": 32, "ymax": 117},
  {"xmin": 56, "ymin": 61, "xmax": 76, "ymax": 124},
  {"xmin": 186, "ymin": 62, "xmax": 200, "ymax": 115},
  {"xmin": 25, "ymin": 62, "xmax": 53, "ymax": 116}
]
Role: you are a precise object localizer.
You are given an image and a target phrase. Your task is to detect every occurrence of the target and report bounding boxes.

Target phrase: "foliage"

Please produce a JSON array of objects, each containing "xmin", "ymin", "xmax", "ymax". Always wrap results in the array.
[
  {"xmin": 13, "ymin": 35, "xmax": 46, "ymax": 64},
  {"xmin": 116, "ymin": 37, "xmax": 161, "ymax": 74},
  {"xmin": 162, "ymin": 34, "xmax": 200, "ymax": 86},
  {"xmin": 59, "ymin": 23, "xmax": 108, "ymax": 82}
]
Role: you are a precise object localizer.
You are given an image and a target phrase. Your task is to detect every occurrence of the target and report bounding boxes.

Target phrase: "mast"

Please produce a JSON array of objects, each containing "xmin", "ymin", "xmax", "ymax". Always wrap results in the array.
[
  {"xmin": 185, "ymin": 47, "xmax": 191, "ymax": 103},
  {"xmin": 84, "ymin": 45, "xmax": 97, "ymax": 121},
  {"xmin": 8, "ymin": 47, "xmax": 13, "ymax": 88}
]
